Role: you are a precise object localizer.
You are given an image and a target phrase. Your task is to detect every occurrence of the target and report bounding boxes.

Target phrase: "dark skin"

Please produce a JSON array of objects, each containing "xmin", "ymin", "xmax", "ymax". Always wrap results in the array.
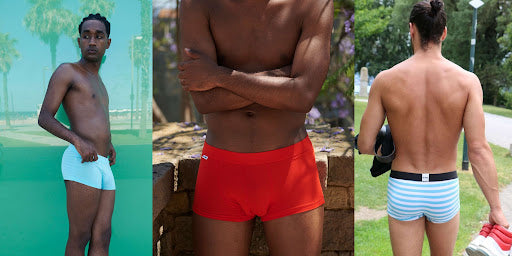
[
  {"xmin": 178, "ymin": 0, "xmax": 333, "ymax": 255},
  {"xmin": 38, "ymin": 19, "xmax": 115, "ymax": 256}
]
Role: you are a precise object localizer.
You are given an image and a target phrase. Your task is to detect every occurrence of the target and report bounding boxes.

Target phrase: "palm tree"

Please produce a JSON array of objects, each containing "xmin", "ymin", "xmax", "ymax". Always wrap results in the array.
[
  {"xmin": 138, "ymin": 0, "xmax": 152, "ymax": 137},
  {"xmin": 23, "ymin": 0, "xmax": 75, "ymax": 71},
  {"xmin": 0, "ymin": 33, "xmax": 20, "ymax": 127},
  {"xmin": 79, "ymin": 0, "xmax": 115, "ymax": 17}
]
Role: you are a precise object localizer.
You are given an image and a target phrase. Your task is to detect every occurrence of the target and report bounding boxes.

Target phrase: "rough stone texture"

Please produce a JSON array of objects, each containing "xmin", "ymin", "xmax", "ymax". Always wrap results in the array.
[
  {"xmin": 321, "ymin": 252, "xmax": 339, "ymax": 256},
  {"xmin": 153, "ymin": 163, "xmax": 174, "ymax": 220},
  {"xmin": 317, "ymin": 158, "xmax": 328, "ymax": 190},
  {"xmin": 339, "ymin": 251, "xmax": 354, "ymax": 256},
  {"xmin": 250, "ymin": 218, "xmax": 269, "ymax": 256},
  {"xmin": 159, "ymin": 231, "xmax": 174, "ymax": 256},
  {"xmin": 327, "ymin": 155, "xmax": 354, "ymax": 186},
  {"xmin": 173, "ymin": 216, "xmax": 194, "ymax": 252},
  {"xmin": 164, "ymin": 192, "xmax": 189, "ymax": 214},
  {"xmin": 177, "ymin": 158, "xmax": 200, "ymax": 191},
  {"xmin": 324, "ymin": 186, "xmax": 349, "ymax": 210},
  {"xmin": 322, "ymin": 210, "xmax": 354, "ymax": 251},
  {"xmin": 348, "ymin": 186, "xmax": 354, "ymax": 209}
]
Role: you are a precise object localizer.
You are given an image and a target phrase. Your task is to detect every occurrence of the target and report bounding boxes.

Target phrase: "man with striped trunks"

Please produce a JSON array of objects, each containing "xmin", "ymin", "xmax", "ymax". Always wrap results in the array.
[{"xmin": 357, "ymin": 0, "xmax": 509, "ymax": 255}]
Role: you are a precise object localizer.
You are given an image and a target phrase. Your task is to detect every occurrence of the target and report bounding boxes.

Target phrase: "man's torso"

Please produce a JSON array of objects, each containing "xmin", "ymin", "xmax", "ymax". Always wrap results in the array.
[
  {"xmin": 203, "ymin": 0, "xmax": 310, "ymax": 152},
  {"xmin": 380, "ymin": 56, "xmax": 472, "ymax": 173},
  {"xmin": 62, "ymin": 63, "xmax": 111, "ymax": 156}
]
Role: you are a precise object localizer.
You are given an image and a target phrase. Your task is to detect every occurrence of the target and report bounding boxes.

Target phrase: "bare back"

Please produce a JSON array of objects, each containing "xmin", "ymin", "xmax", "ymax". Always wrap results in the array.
[{"xmin": 380, "ymin": 56, "xmax": 473, "ymax": 173}]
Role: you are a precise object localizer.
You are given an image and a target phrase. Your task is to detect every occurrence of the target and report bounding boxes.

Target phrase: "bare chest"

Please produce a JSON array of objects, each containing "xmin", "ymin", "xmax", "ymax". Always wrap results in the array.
[
  {"xmin": 208, "ymin": 0, "xmax": 303, "ymax": 71},
  {"xmin": 70, "ymin": 75, "xmax": 109, "ymax": 109}
]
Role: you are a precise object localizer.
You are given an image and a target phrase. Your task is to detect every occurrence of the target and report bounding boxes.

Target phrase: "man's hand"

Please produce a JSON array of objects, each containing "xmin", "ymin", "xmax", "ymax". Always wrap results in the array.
[
  {"xmin": 489, "ymin": 208, "xmax": 510, "ymax": 228},
  {"xmin": 178, "ymin": 48, "xmax": 221, "ymax": 92},
  {"xmin": 74, "ymin": 138, "xmax": 98, "ymax": 163},
  {"xmin": 108, "ymin": 142, "xmax": 116, "ymax": 166}
]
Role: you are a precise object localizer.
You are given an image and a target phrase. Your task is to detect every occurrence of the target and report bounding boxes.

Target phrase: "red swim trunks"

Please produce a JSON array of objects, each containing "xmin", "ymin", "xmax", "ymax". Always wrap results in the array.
[{"xmin": 193, "ymin": 136, "xmax": 325, "ymax": 222}]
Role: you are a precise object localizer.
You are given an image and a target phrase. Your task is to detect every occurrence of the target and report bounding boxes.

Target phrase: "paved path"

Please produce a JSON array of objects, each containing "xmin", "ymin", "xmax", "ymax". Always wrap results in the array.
[{"xmin": 484, "ymin": 112, "xmax": 512, "ymax": 150}]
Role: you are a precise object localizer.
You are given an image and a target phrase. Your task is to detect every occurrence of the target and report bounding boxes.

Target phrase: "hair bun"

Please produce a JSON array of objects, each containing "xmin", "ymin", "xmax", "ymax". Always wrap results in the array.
[{"xmin": 430, "ymin": 0, "xmax": 443, "ymax": 15}]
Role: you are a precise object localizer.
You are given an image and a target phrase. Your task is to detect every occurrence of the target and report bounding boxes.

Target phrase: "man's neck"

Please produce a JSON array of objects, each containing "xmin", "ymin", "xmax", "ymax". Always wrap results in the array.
[
  {"xmin": 412, "ymin": 43, "xmax": 443, "ymax": 59},
  {"xmin": 78, "ymin": 58, "xmax": 101, "ymax": 74}
]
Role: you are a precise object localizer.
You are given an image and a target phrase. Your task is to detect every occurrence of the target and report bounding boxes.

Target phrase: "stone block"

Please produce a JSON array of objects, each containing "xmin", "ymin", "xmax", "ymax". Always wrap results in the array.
[
  {"xmin": 348, "ymin": 186, "xmax": 354, "ymax": 209},
  {"xmin": 159, "ymin": 231, "xmax": 174, "ymax": 256},
  {"xmin": 164, "ymin": 192, "xmax": 190, "ymax": 214},
  {"xmin": 322, "ymin": 210, "xmax": 354, "ymax": 251},
  {"xmin": 339, "ymin": 251, "xmax": 354, "ymax": 256},
  {"xmin": 173, "ymin": 216, "xmax": 194, "ymax": 252},
  {"xmin": 250, "ymin": 218, "xmax": 269, "ymax": 255},
  {"xmin": 321, "ymin": 252, "xmax": 339, "ymax": 256},
  {"xmin": 324, "ymin": 187, "xmax": 350, "ymax": 210},
  {"xmin": 327, "ymin": 156, "xmax": 354, "ymax": 186},
  {"xmin": 177, "ymin": 158, "xmax": 200, "ymax": 191},
  {"xmin": 153, "ymin": 162, "xmax": 174, "ymax": 220},
  {"xmin": 317, "ymin": 159, "xmax": 328, "ymax": 190}
]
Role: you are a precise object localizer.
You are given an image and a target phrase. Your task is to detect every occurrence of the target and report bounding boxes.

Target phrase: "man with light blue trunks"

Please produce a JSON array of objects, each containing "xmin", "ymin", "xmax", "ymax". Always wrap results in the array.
[
  {"xmin": 38, "ymin": 14, "xmax": 115, "ymax": 256},
  {"xmin": 357, "ymin": 0, "xmax": 509, "ymax": 255}
]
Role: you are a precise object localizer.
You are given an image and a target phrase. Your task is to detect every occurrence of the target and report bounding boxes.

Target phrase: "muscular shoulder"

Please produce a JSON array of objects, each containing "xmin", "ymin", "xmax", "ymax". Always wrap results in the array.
[
  {"xmin": 300, "ymin": 0, "xmax": 333, "ymax": 19},
  {"xmin": 180, "ymin": 0, "xmax": 209, "ymax": 13},
  {"xmin": 50, "ymin": 63, "xmax": 79, "ymax": 86}
]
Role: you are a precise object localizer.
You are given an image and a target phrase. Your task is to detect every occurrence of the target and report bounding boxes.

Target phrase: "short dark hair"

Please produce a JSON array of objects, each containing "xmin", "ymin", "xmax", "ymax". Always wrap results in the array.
[
  {"xmin": 78, "ymin": 13, "xmax": 111, "ymax": 37},
  {"xmin": 409, "ymin": 0, "xmax": 446, "ymax": 49}
]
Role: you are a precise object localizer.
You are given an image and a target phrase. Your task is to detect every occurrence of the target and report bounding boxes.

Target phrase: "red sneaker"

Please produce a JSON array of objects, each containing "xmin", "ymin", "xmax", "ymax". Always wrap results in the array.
[
  {"xmin": 476, "ymin": 225, "xmax": 512, "ymax": 256},
  {"xmin": 466, "ymin": 223, "xmax": 493, "ymax": 255}
]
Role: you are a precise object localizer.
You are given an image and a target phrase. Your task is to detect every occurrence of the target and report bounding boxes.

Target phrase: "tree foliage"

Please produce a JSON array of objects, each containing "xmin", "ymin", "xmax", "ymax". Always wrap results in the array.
[{"xmin": 357, "ymin": 0, "xmax": 512, "ymax": 107}]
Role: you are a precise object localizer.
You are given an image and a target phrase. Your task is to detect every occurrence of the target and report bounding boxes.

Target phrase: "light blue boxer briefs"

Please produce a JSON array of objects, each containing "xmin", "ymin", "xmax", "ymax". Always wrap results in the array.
[
  {"xmin": 387, "ymin": 177, "xmax": 459, "ymax": 223},
  {"xmin": 61, "ymin": 144, "xmax": 115, "ymax": 190}
]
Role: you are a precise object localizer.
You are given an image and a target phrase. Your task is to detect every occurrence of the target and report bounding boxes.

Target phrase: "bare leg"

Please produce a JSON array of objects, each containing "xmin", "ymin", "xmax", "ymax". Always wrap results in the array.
[
  {"xmin": 425, "ymin": 213, "xmax": 459, "ymax": 256},
  {"xmin": 88, "ymin": 190, "xmax": 115, "ymax": 256},
  {"xmin": 263, "ymin": 206, "xmax": 324, "ymax": 256},
  {"xmin": 64, "ymin": 181, "xmax": 101, "ymax": 256},
  {"xmin": 388, "ymin": 216, "xmax": 425, "ymax": 256},
  {"xmin": 193, "ymin": 213, "xmax": 254, "ymax": 256}
]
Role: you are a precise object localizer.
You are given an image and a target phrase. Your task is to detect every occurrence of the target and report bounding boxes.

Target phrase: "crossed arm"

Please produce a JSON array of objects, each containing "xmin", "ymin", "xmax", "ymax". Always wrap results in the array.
[{"xmin": 178, "ymin": 0, "xmax": 333, "ymax": 114}]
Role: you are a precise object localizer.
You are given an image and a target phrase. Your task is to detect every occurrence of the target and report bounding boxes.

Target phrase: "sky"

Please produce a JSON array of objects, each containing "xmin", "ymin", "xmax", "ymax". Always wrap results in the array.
[{"xmin": 0, "ymin": 0, "xmax": 150, "ymax": 112}]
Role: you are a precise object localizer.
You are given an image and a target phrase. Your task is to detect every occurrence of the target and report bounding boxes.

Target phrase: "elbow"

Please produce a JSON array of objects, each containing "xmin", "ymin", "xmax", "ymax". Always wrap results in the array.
[
  {"xmin": 468, "ymin": 142, "xmax": 492, "ymax": 164},
  {"xmin": 37, "ymin": 111, "xmax": 46, "ymax": 128},
  {"xmin": 357, "ymin": 137, "xmax": 374, "ymax": 155},
  {"xmin": 291, "ymin": 91, "xmax": 316, "ymax": 113}
]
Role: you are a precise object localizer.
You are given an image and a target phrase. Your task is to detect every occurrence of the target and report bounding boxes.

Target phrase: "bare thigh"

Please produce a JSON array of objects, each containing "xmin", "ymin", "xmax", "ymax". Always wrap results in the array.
[
  {"xmin": 89, "ymin": 190, "xmax": 115, "ymax": 254},
  {"xmin": 65, "ymin": 180, "xmax": 102, "ymax": 235},
  {"xmin": 425, "ymin": 213, "xmax": 459, "ymax": 256},
  {"xmin": 388, "ymin": 216, "xmax": 426, "ymax": 256},
  {"xmin": 263, "ymin": 206, "xmax": 324, "ymax": 256},
  {"xmin": 193, "ymin": 213, "xmax": 254, "ymax": 256}
]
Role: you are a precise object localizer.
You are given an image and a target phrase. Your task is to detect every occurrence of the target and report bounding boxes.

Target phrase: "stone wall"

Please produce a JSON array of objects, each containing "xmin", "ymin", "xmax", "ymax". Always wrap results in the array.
[{"xmin": 153, "ymin": 149, "xmax": 354, "ymax": 256}]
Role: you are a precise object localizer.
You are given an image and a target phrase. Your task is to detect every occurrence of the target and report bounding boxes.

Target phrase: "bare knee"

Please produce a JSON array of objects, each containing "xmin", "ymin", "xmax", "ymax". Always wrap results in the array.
[
  {"xmin": 68, "ymin": 228, "xmax": 92, "ymax": 248},
  {"xmin": 91, "ymin": 226, "xmax": 112, "ymax": 248}
]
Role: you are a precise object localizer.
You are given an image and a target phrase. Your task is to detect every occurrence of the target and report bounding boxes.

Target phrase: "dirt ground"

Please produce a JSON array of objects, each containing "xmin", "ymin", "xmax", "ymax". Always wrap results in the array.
[{"xmin": 152, "ymin": 122, "xmax": 354, "ymax": 166}]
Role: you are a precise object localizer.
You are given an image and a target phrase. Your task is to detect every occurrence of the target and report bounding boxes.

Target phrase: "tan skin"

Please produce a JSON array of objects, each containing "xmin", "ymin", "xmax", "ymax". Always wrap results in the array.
[
  {"xmin": 178, "ymin": 0, "xmax": 333, "ymax": 255},
  {"xmin": 38, "ymin": 20, "xmax": 115, "ymax": 256},
  {"xmin": 358, "ymin": 23, "xmax": 509, "ymax": 256}
]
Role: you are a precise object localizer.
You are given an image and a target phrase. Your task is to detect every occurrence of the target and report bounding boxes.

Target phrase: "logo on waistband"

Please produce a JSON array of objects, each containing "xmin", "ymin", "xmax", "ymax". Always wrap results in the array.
[
  {"xmin": 422, "ymin": 173, "xmax": 429, "ymax": 182},
  {"xmin": 202, "ymin": 155, "xmax": 208, "ymax": 160}
]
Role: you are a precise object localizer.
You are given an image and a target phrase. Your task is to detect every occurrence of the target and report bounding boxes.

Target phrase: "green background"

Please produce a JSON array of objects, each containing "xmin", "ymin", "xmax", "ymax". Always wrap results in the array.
[{"xmin": 0, "ymin": 0, "xmax": 152, "ymax": 255}]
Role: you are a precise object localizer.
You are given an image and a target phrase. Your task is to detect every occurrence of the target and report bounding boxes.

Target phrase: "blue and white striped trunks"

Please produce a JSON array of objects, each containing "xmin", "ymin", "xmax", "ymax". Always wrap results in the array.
[{"xmin": 386, "ymin": 172, "xmax": 460, "ymax": 223}]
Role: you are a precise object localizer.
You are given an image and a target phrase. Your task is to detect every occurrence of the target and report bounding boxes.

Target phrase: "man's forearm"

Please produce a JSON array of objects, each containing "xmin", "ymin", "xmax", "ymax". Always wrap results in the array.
[
  {"xmin": 215, "ymin": 67, "xmax": 318, "ymax": 113},
  {"xmin": 189, "ymin": 65, "xmax": 292, "ymax": 113},
  {"xmin": 38, "ymin": 109, "xmax": 80, "ymax": 145},
  {"xmin": 469, "ymin": 143, "xmax": 502, "ymax": 210},
  {"xmin": 190, "ymin": 88, "xmax": 253, "ymax": 114}
]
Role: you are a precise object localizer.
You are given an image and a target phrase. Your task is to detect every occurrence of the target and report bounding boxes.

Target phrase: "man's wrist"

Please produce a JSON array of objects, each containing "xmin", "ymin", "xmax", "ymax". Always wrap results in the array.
[{"xmin": 214, "ymin": 65, "xmax": 232, "ymax": 89}]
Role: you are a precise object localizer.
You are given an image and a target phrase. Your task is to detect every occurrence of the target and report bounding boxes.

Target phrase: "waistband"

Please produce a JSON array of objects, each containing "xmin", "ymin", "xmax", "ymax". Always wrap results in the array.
[
  {"xmin": 390, "ymin": 170, "xmax": 458, "ymax": 182},
  {"xmin": 201, "ymin": 136, "xmax": 315, "ymax": 164},
  {"xmin": 66, "ymin": 144, "xmax": 109, "ymax": 165}
]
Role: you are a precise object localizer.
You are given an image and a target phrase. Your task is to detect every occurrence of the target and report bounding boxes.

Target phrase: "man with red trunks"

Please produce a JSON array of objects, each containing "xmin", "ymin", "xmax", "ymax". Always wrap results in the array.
[{"xmin": 178, "ymin": 0, "xmax": 333, "ymax": 255}]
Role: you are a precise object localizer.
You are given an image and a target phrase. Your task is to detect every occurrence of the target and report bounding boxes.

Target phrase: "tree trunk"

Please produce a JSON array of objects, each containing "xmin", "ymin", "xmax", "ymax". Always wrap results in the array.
[
  {"xmin": 153, "ymin": 97, "xmax": 168, "ymax": 124},
  {"xmin": 50, "ymin": 39, "xmax": 57, "ymax": 71},
  {"xmin": 3, "ymin": 73, "xmax": 10, "ymax": 127}
]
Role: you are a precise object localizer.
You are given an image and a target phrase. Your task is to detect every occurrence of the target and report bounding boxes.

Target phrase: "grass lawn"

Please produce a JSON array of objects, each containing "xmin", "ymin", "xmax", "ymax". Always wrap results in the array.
[
  {"xmin": 483, "ymin": 105, "xmax": 512, "ymax": 118},
  {"xmin": 354, "ymin": 100, "xmax": 512, "ymax": 255}
]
